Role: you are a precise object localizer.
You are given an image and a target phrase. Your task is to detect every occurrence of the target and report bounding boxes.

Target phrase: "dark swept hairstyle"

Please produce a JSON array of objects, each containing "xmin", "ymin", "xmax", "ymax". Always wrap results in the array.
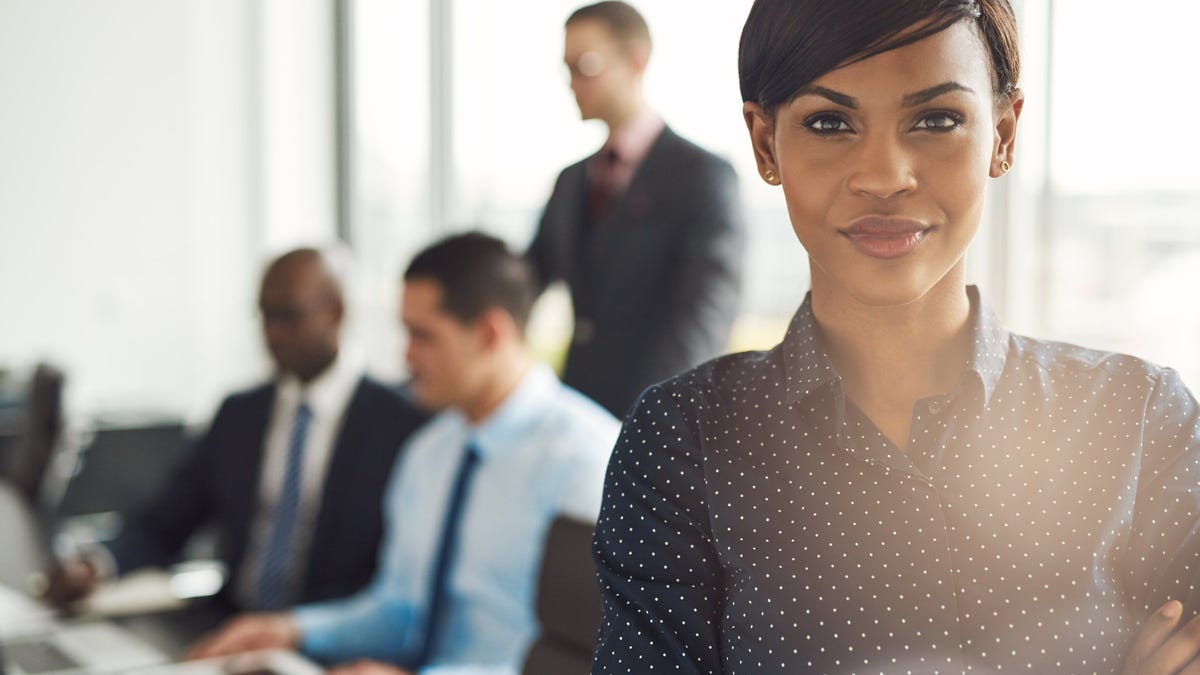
[
  {"xmin": 739, "ymin": 0, "xmax": 1020, "ymax": 115},
  {"xmin": 403, "ymin": 232, "xmax": 537, "ymax": 333},
  {"xmin": 567, "ymin": 1, "xmax": 652, "ymax": 52}
]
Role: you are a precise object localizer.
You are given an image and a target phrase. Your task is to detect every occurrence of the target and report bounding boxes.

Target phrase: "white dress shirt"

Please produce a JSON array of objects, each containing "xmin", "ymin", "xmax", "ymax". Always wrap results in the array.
[
  {"xmin": 234, "ymin": 350, "xmax": 364, "ymax": 606},
  {"xmin": 590, "ymin": 108, "xmax": 665, "ymax": 196}
]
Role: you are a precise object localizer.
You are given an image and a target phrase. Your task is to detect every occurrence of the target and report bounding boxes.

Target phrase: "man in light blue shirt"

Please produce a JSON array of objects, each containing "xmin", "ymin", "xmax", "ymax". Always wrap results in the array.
[{"xmin": 188, "ymin": 233, "xmax": 619, "ymax": 675}]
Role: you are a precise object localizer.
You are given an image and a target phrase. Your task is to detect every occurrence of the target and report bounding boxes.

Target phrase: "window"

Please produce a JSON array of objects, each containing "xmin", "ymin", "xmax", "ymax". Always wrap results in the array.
[
  {"xmin": 345, "ymin": 1, "xmax": 1200, "ymax": 386},
  {"xmin": 1022, "ymin": 0, "xmax": 1200, "ymax": 387},
  {"xmin": 451, "ymin": 0, "xmax": 801, "ymax": 352},
  {"xmin": 343, "ymin": 0, "xmax": 430, "ymax": 378}
]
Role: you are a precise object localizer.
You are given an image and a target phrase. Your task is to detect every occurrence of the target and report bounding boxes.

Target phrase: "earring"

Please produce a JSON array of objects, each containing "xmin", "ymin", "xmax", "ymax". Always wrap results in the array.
[
  {"xmin": 764, "ymin": 169, "xmax": 776, "ymax": 184},
  {"xmin": 1001, "ymin": 160, "xmax": 1011, "ymax": 173}
]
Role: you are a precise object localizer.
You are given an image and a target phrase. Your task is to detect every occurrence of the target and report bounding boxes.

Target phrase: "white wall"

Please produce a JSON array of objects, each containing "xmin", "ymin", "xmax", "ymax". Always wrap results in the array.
[
  {"xmin": 0, "ymin": 0, "xmax": 337, "ymax": 422},
  {"xmin": 259, "ymin": 0, "xmax": 338, "ymax": 251}
]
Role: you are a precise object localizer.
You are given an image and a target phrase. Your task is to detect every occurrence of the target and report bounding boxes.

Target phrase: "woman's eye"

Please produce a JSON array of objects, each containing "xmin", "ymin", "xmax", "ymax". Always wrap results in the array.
[
  {"xmin": 805, "ymin": 115, "xmax": 852, "ymax": 134},
  {"xmin": 913, "ymin": 112, "xmax": 963, "ymax": 131}
]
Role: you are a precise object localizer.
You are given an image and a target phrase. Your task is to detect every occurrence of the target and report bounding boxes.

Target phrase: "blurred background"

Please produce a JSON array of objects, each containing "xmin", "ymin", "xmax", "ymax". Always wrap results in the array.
[{"xmin": 1, "ymin": 0, "xmax": 1198, "ymax": 432}]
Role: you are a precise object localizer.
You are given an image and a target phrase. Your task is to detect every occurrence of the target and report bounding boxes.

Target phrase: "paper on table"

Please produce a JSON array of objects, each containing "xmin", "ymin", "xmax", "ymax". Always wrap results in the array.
[
  {"xmin": 80, "ymin": 569, "xmax": 188, "ymax": 618},
  {"xmin": 0, "ymin": 583, "xmax": 57, "ymax": 638}
]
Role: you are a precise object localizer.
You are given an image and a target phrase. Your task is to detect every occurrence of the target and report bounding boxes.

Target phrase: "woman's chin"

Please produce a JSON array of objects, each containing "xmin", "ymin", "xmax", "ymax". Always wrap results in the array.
[
  {"xmin": 846, "ymin": 285, "xmax": 932, "ymax": 309},
  {"xmin": 820, "ymin": 267, "xmax": 950, "ymax": 309}
]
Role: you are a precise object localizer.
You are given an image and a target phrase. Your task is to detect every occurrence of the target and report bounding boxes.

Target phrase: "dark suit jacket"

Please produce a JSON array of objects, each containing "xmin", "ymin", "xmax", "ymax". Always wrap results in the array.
[
  {"xmin": 105, "ymin": 375, "xmax": 426, "ymax": 612},
  {"xmin": 528, "ymin": 126, "xmax": 745, "ymax": 418}
]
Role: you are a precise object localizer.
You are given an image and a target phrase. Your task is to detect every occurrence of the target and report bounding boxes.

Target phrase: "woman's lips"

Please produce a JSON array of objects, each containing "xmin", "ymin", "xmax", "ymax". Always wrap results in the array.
[{"xmin": 839, "ymin": 217, "xmax": 932, "ymax": 260}]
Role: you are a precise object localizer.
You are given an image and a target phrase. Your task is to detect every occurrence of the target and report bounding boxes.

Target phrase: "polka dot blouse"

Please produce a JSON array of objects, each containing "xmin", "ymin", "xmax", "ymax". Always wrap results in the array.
[{"xmin": 590, "ymin": 286, "xmax": 1200, "ymax": 674}]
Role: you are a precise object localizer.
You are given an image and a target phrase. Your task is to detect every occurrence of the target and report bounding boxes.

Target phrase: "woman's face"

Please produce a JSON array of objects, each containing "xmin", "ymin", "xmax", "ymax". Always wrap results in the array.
[{"xmin": 745, "ymin": 21, "xmax": 1022, "ymax": 307}]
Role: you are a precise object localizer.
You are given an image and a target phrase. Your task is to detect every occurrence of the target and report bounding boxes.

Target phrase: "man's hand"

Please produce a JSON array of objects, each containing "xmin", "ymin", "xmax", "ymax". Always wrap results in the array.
[
  {"xmin": 1122, "ymin": 600, "xmax": 1200, "ymax": 675},
  {"xmin": 327, "ymin": 660, "xmax": 413, "ymax": 675},
  {"xmin": 184, "ymin": 613, "xmax": 300, "ymax": 660},
  {"xmin": 39, "ymin": 557, "xmax": 99, "ymax": 609}
]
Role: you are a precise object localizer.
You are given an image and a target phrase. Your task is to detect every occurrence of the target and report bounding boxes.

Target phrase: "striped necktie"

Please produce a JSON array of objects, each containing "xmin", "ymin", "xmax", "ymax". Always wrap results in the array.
[
  {"xmin": 254, "ymin": 401, "xmax": 312, "ymax": 609},
  {"xmin": 413, "ymin": 441, "xmax": 482, "ymax": 668}
]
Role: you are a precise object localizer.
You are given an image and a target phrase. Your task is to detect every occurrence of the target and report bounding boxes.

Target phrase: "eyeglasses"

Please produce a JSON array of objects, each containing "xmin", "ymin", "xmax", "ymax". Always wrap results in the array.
[
  {"xmin": 258, "ymin": 300, "xmax": 333, "ymax": 327},
  {"xmin": 566, "ymin": 50, "xmax": 606, "ymax": 79}
]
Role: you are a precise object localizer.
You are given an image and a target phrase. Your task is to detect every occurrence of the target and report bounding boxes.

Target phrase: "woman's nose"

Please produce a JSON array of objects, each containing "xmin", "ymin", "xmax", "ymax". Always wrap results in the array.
[{"xmin": 847, "ymin": 132, "xmax": 919, "ymax": 200}]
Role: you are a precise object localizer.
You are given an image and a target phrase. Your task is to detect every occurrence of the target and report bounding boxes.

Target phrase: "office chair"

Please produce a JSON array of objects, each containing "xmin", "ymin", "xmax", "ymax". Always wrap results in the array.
[
  {"xmin": 56, "ymin": 419, "xmax": 187, "ymax": 520},
  {"xmin": 521, "ymin": 515, "xmax": 603, "ymax": 675},
  {"xmin": 0, "ymin": 467, "xmax": 51, "ymax": 588},
  {"xmin": 2, "ymin": 363, "xmax": 64, "ymax": 506}
]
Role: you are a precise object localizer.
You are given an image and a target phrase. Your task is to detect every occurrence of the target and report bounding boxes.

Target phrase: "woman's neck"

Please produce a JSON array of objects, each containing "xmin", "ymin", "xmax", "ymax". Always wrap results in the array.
[{"xmin": 810, "ymin": 267, "xmax": 973, "ymax": 449}]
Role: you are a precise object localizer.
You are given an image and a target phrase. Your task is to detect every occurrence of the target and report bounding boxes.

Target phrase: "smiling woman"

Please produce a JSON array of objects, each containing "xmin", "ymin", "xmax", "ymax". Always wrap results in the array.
[
  {"xmin": 588, "ymin": 1, "xmax": 1200, "ymax": 674},
  {"xmin": 742, "ymin": 10, "xmax": 1018, "ymax": 316}
]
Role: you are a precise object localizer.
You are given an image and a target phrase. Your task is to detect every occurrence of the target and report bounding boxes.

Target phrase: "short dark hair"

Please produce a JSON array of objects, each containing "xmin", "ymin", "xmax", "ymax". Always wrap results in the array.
[
  {"xmin": 403, "ymin": 232, "xmax": 537, "ymax": 332},
  {"xmin": 739, "ymin": 0, "xmax": 1020, "ymax": 116},
  {"xmin": 567, "ymin": 1, "xmax": 652, "ymax": 53}
]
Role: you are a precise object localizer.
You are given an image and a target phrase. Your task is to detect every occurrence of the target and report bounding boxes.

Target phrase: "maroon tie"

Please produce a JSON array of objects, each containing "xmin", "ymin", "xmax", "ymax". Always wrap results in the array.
[{"xmin": 586, "ymin": 147, "xmax": 620, "ymax": 223}]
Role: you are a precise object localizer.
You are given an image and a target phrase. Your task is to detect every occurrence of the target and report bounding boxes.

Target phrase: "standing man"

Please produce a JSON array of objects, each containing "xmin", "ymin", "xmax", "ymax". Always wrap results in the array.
[
  {"xmin": 45, "ymin": 248, "xmax": 427, "ymax": 616},
  {"xmin": 187, "ymin": 233, "xmax": 618, "ymax": 675},
  {"xmin": 528, "ymin": 0, "xmax": 746, "ymax": 418}
]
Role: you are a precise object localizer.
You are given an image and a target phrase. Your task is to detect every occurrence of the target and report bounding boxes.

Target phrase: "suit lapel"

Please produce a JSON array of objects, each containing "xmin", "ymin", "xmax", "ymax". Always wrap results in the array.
[
  {"xmin": 566, "ymin": 161, "xmax": 591, "ymax": 292},
  {"xmin": 586, "ymin": 126, "xmax": 677, "ymax": 271},
  {"xmin": 225, "ymin": 385, "xmax": 275, "ymax": 577},
  {"xmin": 234, "ymin": 386, "xmax": 274, "ymax": 508}
]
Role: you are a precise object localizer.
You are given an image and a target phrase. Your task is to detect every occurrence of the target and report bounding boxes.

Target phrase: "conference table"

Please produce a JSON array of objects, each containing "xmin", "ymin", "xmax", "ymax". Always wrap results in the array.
[{"xmin": 0, "ymin": 481, "xmax": 234, "ymax": 660}]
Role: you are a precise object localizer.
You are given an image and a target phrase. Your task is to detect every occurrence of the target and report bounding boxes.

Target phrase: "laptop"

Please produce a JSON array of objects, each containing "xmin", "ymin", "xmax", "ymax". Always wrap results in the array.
[
  {"xmin": 0, "ymin": 621, "xmax": 166, "ymax": 675},
  {"xmin": 0, "ymin": 581, "xmax": 166, "ymax": 675},
  {"xmin": 0, "ymin": 634, "xmax": 320, "ymax": 675},
  {"xmin": 128, "ymin": 650, "xmax": 323, "ymax": 675}
]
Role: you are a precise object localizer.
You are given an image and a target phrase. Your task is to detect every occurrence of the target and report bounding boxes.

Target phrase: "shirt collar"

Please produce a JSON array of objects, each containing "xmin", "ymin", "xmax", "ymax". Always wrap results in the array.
[
  {"xmin": 275, "ymin": 348, "xmax": 363, "ymax": 417},
  {"xmin": 779, "ymin": 285, "xmax": 1010, "ymax": 409},
  {"xmin": 599, "ymin": 108, "xmax": 664, "ymax": 167},
  {"xmin": 779, "ymin": 294, "xmax": 840, "ymax": 408},
  {"xmin": 455, "ymin": 362, "xmax": 559, "ymax": 460},
  {"xmin": 962, "ymin": 285, "xmax": 1010, "ymax": 407}
]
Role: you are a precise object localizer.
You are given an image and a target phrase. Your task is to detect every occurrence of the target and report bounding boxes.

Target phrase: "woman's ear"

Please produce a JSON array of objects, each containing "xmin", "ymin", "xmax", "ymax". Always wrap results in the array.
[
  {"xmin": 991, "ymin": 89, "xmax": 1024, "ymax": 177},
  {"xmin": 744, "ymin": 101, "xmax": 781, "ymax": 185}
]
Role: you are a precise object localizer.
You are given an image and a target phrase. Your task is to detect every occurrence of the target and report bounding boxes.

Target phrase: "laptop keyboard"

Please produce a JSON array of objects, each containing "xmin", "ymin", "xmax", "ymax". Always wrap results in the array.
[{"xmin": 5, "ymin": 641, "xmax": 80, "ymax": 674}]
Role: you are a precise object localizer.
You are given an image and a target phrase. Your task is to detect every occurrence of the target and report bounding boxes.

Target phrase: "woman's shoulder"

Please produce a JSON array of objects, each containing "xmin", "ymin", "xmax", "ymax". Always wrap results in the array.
[
  {"xmin": 636, "ymin": 347, "xmax": 788, "ymax": 418},
  {"xmin": 1004, "ymin": 333, "xmax": 1200, "ymax": 426},
  {"xmin": 1008, "ymin": 332, "xmax": 1172, "ymax": 386}
]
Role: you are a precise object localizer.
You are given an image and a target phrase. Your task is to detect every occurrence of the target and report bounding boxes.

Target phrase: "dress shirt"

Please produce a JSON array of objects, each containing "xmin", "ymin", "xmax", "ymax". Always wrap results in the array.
[
  {"xmin": 592, "ymin": 286, "xmax": 1200, "ymax": 675},
  {"xmin": 589, "ymin": 108, "xmax": 664, "ymax": 197},
  {"xmin": 235, "ymin": 350, "xmax": 364, "ymax": 606},
  {"xmin": 295, "ymin": 363, "xmax": 618, "ymax": 674}
]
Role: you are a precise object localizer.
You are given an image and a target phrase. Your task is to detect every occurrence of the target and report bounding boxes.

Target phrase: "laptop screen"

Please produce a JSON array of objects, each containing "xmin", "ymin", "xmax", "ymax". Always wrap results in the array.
[{"xmin": 2, "ymin": 639, "xmax": 81, "ymax": 675}]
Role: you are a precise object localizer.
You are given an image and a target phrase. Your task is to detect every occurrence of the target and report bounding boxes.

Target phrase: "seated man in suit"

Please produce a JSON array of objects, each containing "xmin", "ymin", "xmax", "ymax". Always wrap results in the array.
[
  {"xmin": 528, "ymin": 0, "xmax": 746, "ymax": 418},
  {"xmin": 44, "ymin": 247, "xmax": 427, "ymax": 616},
  {"xmin": 186, "ymin": 233, "xmax": 619, "ymax": 675}
]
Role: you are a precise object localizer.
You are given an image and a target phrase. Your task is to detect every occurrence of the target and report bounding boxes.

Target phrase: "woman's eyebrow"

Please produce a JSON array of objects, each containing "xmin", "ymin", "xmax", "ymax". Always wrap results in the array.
[
  {"xmin": 903, "ymin": 81, "xmax": 975, "ymax": 107},
  {"xmin": 795, "ymin": 86, "xmax": 858, "ymax": 108},
  {"xmin": 795, "ymin": 81, "xmax": 975, "ymax": 109}
]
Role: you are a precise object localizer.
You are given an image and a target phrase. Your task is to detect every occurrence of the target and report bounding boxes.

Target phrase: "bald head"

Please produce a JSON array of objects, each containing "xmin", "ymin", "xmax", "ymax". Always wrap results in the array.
[{"xmin": 259, "ymin": 247, "xmax": 347, "ymax": 382}]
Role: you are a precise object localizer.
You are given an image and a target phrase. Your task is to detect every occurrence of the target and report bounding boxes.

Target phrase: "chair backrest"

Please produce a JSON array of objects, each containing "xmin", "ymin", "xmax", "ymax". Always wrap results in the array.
[
  {"xmin": 521, "ymin": 515, "xmax": 603, "ymax": 675},
  {"xmin": 3, "ymin": 363, "xmax": 64, "ymax": 505},
  {"xmin": 0, "ymin": 480, "xmax": 51, "ymax": 589},
  {"xmin": 55, "ymin": 419, "xmax": 188, "ymax": 520}
]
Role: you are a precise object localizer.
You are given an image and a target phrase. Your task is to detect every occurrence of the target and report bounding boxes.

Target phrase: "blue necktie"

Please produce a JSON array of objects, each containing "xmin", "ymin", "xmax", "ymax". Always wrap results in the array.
[
  {"xmin": 255, "ymin": 401, "xmax": 312, "ymax": 610},
  {"xmin": 413, "ymin": 442, "xmax": 482, "ymax": 668}
]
